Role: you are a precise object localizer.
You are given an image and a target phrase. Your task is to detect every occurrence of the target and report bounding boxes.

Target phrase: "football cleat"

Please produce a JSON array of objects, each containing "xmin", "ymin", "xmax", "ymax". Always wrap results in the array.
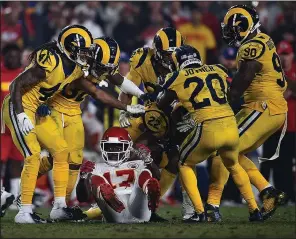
[
  {"xmin": 50, "ymin": 206, "xmax": 84, "ymax": 221},
  {"xmin": 1, "ymin": 188, "xmax": 15, "ymax": 217},
  {"xmin": 259, "ymin": 186, "xmax": 288, "ymax": 220},
  {"xmin": 183, "ymin": 212, "xmax": 206, "ymax": 223},
  {"xmin": 205, "ymin": 203, "xmax": 222, "ymax": 222},
  {"xmin": 249, "ymin": 208, "xmax": 264, "ymax": 222},
  {"xmin": 149, "ymin": 212, "xmax": 168, "ymax": 222},
  {"xmin": 15, "ymin": 211, "xmax": 48, "ymax": 224},
  {"xmin": 98, "ymin": 183, "xmax": 125, "ymax": 213},
  {"xmin": 146, "ymin": 178, "xmax": 161, "ymax": 212}
]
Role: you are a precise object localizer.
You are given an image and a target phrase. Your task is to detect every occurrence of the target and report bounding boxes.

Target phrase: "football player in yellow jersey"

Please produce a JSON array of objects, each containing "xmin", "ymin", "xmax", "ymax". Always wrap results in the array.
[
  {"xmin": 206, "ymin": 5, "xmax": 288, "ymax": 222},
  {"xmin": 118, "ymin": 27, "xmax": 185, "ymax": 199},
  {"xmin": 37, "ymin": 37, "xmax": 146, "ymax": 204},
  {"xmin": 1, "ymin": 25, "xmax": 94, "ymax": 223},
  {"xmin": 158, "ymin": 45, "xmax": 263, "ymax": 222}
]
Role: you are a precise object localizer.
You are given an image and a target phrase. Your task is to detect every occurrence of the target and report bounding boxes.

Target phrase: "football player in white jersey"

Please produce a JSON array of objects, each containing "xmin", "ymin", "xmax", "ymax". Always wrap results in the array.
[{"xmin": 76, "ymin": 127, "xmax": 163, "ymax": 223}]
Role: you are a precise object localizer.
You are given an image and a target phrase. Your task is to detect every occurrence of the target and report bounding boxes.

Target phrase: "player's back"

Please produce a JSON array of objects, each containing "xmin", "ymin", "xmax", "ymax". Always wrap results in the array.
[
  {"xmin": 237, "ymin": 32, "xmax": 287, "ymax": 114},
  {"xmin": 127, "ymin": 47, "xmax": 165, "ymax": 96},
  {"xmin": 164, "ymin": 64, "xmax": 234, "ymax": 123},
  {"xmin": 93, "ymin": 160, "xmax": 146, "ymax": 195}
]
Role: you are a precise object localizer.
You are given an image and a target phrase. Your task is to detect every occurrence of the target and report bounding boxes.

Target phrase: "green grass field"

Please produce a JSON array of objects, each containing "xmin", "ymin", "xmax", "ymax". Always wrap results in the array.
[{"xmin": 1, "ymin": 205, "xmax": 295, "ymax": 238}]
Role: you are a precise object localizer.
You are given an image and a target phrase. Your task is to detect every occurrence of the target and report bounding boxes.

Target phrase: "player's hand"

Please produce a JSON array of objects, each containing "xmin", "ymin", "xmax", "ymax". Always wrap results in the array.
[
  {"xmin": 176, "ymin": 113, "xmax": 196, "ymax": 132},
  {"xmin": 16, "ymin": 112, "xmax": 34, "ymax": 136},
  {"xmin": 36, "ymin": 104, "xmax": 51, "ymax": 117},
  {"xmin": 139, "ymin": 93, "xmax": 153, "ymax": 102},
  {"xmin": 119, "ymin": 110, "xmax": 131, "ymax": 127},
  {"xmin": 134, "ymin": 144, "xmax": 153, "ymax": 164},
  {"xmin": 126, "ymin": 104, "xmax": 145, "ymax": 114},
  {"xmin": 80, "ymin": 160, "xmax": 95, "ymax": 174}
]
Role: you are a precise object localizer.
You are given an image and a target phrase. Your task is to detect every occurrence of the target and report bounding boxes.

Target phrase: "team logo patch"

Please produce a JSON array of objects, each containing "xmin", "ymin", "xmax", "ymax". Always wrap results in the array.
[{"xmin": 127, "ymin": 162, "xmax": 139, "ymax": 169}]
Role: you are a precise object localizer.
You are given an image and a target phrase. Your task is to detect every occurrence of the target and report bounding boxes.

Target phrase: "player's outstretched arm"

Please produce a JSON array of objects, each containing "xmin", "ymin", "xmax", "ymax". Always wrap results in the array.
[
  {"xmin": 229, "ymin": 60, "xmax": 262, "ymax": 103},
  {"xmin": 71, "ymin": 78, "xmax": 145, "ymax": 114},
  {"xmin": 10, "ymin": 65, "xmax": 46, "ymax": 114}
]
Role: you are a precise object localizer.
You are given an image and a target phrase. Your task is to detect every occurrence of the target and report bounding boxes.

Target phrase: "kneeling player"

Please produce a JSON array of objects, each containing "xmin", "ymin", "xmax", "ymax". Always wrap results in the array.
[{"xmin": 77, "ymin": 127, "xmax": 162, "ymax": 223}]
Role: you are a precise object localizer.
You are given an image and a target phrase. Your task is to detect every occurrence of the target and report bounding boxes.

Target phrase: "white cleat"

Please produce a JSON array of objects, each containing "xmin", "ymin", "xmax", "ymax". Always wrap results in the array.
[
  {"xmin": 14, "ymin": 211, "xmax": 47, "ymax": 224},
  {"xmin": 50, "ymin": 206, "xmax": 78, "ymax": 221},
  {"xmin": 1, "ymin": 188, "xmax": 15, "ymax": 217}
]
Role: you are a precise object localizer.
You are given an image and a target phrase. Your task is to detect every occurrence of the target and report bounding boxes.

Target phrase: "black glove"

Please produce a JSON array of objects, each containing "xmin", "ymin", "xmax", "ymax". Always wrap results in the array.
[
  {"xmin": 139, "ymin": 93, "xmax": 153, "ymax": 102},
  {"xmin": 36, "ymin": 104, "xmax": 51, "ymax": 117}
]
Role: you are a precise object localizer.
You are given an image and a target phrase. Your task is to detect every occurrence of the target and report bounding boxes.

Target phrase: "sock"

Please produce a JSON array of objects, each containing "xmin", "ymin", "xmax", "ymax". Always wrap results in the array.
[
  {"xmin": 52, "ymin": 151, "xmax": 69, "ymax": 198},
  {"xmin": 10, "ymin": 178, "xmax": 20, "ymax": 198},
  {"xmin": 21, "ymin": 154, "xmax": 40, "ymax": 205},
  {"xmin": 207, "ymin": 155, "xmax": 229, "ymax": 206},
  {"xmin": 159, "ymin": 169, "xmax": 176, "ymax": 197},
  {"xmin": 239, "ymin": 155, "xmax": 270, "ymax": 192},
  {"xmin": 54, "ymin": 197, "xmax": 67, "ymax": 208},
  {"xmin": 21, "ymin": 204, "xmax": 33, "ymax": 213},
  {"xmin": 179, "ymin": 164, "xmax": 204, "ymax": 213},
  {"xmin": 38, "ymin": 156, "xmax": 53, "ymax": 176},
  {"xmin": 66, "ymin": 169, "xmax": 79, "ymax": 203},
  {"xmin": 84, "ymin": 207, "xmax": 102, "ymax": 219},
  {"xmin": 227, "ymin": 163, "xmax": 258, "ymax": 212}
]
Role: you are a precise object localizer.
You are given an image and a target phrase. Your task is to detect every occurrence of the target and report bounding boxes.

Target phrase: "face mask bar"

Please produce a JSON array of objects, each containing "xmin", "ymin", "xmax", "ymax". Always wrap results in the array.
[{"xmin": 100, "ymin": 140, "xmax": 132, "ymax": 166}]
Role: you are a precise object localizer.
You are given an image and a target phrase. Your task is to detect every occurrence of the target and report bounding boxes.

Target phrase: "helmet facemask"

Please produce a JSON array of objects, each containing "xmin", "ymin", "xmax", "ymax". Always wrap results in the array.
[{"xmin": 100, "ymin": 138, "xmax": 133, "ymax": 167}]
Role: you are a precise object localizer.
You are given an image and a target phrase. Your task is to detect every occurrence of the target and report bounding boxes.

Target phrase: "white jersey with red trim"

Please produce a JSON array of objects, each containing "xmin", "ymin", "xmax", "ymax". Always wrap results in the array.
[{"xmin": 92, "ymin": 160, "xmax": 146, "ymax": 195}]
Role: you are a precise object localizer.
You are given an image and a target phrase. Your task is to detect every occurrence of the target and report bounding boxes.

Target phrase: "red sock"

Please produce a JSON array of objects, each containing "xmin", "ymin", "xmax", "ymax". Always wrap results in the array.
[{"xmin": 138, "ymin": 170, "xmax": 152, "ymax": 189}]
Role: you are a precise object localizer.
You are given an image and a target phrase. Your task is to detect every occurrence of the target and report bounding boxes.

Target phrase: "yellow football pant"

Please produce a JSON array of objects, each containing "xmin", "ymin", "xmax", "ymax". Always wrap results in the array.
[
  {"xmin": 208, "ymin": 107, "xmax": 286, "ymax": 206},
  {"xmin": 38, "ymin": 109, "xmax": 84, "ymax": 201},
  {"xmin": 179, "ymin": 116, "xmax": 258, "ymax": 213},
  {"xmin": 2, "ymin": 97, "xmax": 69, "ymax": 205}
]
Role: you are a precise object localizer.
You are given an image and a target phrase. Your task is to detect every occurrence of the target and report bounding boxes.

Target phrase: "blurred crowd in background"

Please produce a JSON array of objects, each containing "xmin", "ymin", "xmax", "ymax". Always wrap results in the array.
[{"xmin": 1, "ymin": 1, "xmax": 295, "ymax": 209}]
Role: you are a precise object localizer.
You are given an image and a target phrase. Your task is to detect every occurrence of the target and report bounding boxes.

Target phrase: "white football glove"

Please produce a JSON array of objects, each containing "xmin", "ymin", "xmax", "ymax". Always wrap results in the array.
[
  {"xmin": 119, "ymin": 110, "xmax": 131, "ymax": 128},
  {"xmin": 126, "ymin": 104, "xmax": 145, "ymax": 114},
  {"xmin": 17, "ymin": 112, "xmax": 34, "ymax": 136},
  {"xmin": 176, "ymin": 113, "xmax": 196, "ymax": 133}
]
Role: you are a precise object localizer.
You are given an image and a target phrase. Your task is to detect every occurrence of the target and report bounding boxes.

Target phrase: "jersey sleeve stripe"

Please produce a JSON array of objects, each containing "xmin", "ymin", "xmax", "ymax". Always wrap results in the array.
[
  {"xmin": 215, "ymin": 64, "xmax": 228, "ymax": 74},
  {"xmin": 163, "ymin": 71, "xmax": 179, "ymax": 89},
  {"xmin": 135, "ymin": 48, "xmax": 149, "ymax": 68}
]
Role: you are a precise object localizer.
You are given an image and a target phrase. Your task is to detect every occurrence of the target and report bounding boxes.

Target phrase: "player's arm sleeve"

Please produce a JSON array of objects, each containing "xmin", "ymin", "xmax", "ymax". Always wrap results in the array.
[
  {"xmin": 237, "ymin": 40, "xmax": 265, "ymax": 63},
  {"xmin": 35, "ymin": 49, "xmax": 59, "ymax": 80}
]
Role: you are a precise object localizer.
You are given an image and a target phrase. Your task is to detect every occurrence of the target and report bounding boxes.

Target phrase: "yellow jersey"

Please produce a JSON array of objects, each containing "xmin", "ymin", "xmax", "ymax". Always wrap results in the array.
[
  {"xmin": 20, "ymin": 49, "xmax": 83, "ymax": 112},
  {"xmin": 237, "ymin": 32, "xmax": 287, "ymax": 115},
  {"xmin": 48, "ymin": 69, "xmax": 119, "ymax": 116},
  {"xmin": 127, "ymin": 47, "xmax": 169, "ymax": 99},
  {"xmin": 163, "ymin": 64, "xmax": 234, "ymax": 123}
]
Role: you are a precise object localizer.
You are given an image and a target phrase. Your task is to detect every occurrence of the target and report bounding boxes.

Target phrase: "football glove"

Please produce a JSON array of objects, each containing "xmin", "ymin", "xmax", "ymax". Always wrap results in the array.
[
  {"xmin": 80, "ymin": 160, "xmax": 95, "ymax": 178},
  {"xmin": 126, "ymin": 104, "xmax": 145, "ymax": 114},
  {"xmin": 119, "ymin": 110, "xmax": 131, "ymax": 128},
  {"xmin": 36, "ymin": 104, "xmax": 51, "ymax": 117},
  {"xmin": 16, "ymin": 112, "xmax": 34, "ymax": 136},
  {"xmin": 133, "ymin": 144, "xmax": 153, "ymax": 165},
  {"xmin": 139, "ymin": 93, "xmax": 153, "ymax": 102},
  {"xmin": 176, "ymin": 113, "xmax": 196, "ymax": 133}
]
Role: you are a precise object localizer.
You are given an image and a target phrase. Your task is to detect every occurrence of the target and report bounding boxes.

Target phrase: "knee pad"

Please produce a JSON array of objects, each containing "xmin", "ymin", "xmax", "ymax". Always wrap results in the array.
[{"xmin": 68, "ymin": 150, "xmax": 83, "ymax": 170}]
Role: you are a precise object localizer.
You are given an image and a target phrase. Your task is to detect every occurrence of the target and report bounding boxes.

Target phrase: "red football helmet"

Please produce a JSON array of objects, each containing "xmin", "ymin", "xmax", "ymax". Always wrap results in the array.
[{"xmin": 100, "ymin": 127, "xmax": 133, "ymax": 166}]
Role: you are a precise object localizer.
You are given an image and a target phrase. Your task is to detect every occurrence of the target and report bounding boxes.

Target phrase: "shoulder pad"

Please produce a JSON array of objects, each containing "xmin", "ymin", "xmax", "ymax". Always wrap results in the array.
[
  {"xmin": 36, "ymin": 49, "xmax": 60, "ymax": 73},
  {"xmin": 129, "ymin": 47, "xmax": 150, "ymax": 69},
  {"xmin": 238, "ymin": 40, "xmax": 265, "ymax": 61},
  {"xmin": 214, "ymin": 64, "xmax": 228, "ymax": 74}
]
